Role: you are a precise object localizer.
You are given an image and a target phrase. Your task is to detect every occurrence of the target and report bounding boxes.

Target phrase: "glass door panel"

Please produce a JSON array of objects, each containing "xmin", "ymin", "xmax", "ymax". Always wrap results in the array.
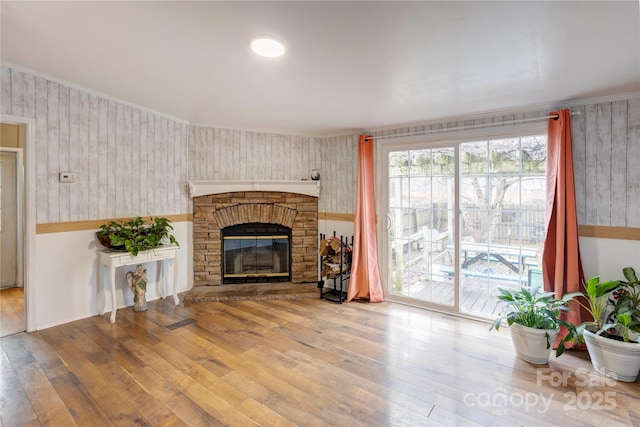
[
  {"xmin": 459, "ymin": 137, "xmax": 546, "ymax": 318},
  {"xmin": 387, "ymin": 148, "xmax": 456, "ymax": 307}
]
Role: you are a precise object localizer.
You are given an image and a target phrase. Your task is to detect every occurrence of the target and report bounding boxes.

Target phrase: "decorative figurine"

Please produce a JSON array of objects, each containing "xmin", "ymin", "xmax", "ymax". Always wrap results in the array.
[
  {"xmin": 311, "ymin": 169, "xmax": 320, "ymax": 180},
  {"xmin": 126, "ymin": 264, "xmax": 148, "ymax": 312}
]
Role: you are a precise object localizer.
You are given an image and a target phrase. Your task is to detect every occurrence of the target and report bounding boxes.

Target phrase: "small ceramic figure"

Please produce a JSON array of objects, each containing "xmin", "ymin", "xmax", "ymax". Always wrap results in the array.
[
  {"xmin": 126, "ymin": 264, "xmax": 148, "ymax": 312},
  {"xmin": 311, "ymin": 169, "xmax": 320, "ymax": 180}
]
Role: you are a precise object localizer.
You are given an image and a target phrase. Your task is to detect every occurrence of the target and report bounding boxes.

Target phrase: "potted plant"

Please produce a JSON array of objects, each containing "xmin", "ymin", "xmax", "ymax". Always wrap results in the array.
[
  {"xmin": 575, "ymin": 268, "xmax": 640, "ymax": 382},
  {"xmin": 491, "ymin": 287, "xmax": 579, "ymax": 364},
  {"xmin": 96, "ymin": 216, "xmax": 179, "ymax": 256}
]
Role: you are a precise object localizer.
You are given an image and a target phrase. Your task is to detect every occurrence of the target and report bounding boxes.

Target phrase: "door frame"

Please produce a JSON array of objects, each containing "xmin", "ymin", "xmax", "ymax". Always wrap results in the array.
[
  {"xmin": 1, "ymin": 115, "xmax": 36, "ymax": 332},
  {"xmin": 0, "ymin": 147, "xmax": 23, "ymax": 288}
]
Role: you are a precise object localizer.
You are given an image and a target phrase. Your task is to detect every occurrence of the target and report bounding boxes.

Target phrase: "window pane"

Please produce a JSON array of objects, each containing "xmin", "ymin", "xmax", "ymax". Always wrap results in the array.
[
  {"xmin": 409, "ymin": 177, "xmax": 431, "ymax": 208},
  {"xmin": 432, "ymin": 148, "xmax": 455, "ymax": 174},
  {"xmin": 490, "ymin": 138, "xmax": 520, "ymax": 173},
  {"xmin": 389, "ymin": 177, "xmax": 408, "ymax": 208},
  {"xmin": 522, "ymin": 177, "xmax": 546, "ymax": 207},
  {"xmin": 460, "ymin": 176, "xmax": 489, "ymax": 210},
  {"xmin": 432, "ymin": 176, "xmax": 452, "ymax": 205},
  {"xmin": 522, "ymin": 135, "xmax": 547, "ymax": 173},
  {"xmin": 461, "ymin": 141, "xmax": 488, "ymax": 174},
  {"xmin": 389, "ymin": 152, "xmax": 409, "ymax": 177},
  {"xmin": 410, "ymin": 150, "xmax": 431, "ymax": 176},
  {"xmin": 498, "ymin": 179, "xmax": 521, "ymax": 206}
]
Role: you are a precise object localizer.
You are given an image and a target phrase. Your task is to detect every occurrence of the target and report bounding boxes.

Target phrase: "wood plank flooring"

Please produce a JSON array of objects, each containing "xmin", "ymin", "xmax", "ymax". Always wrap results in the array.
[
  {"xmin": 2, "ymin": 296, "xmax": 639, "ymax": 426},
  {"xmin": 0, "ymin": 287, "xmax": 24, "ymax": 337}
]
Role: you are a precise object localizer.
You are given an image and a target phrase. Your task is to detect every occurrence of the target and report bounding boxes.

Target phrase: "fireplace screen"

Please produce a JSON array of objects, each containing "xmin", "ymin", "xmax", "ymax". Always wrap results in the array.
[{"xmin": 222, "ymin": 223, "xmax": 291, "ymax": 283}]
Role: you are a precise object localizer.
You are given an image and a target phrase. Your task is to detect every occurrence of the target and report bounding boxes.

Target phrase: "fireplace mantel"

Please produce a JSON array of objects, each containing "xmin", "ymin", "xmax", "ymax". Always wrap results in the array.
[{"xmin": 188, "ymin": 180, "xmax": 320, "ymax": 198}]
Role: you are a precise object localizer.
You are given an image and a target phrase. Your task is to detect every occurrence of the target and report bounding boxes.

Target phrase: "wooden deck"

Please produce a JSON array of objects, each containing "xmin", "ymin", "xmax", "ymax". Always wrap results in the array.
[{"xmin": 391, "ymin": 277, "xmax": 519, "ymax": 318}]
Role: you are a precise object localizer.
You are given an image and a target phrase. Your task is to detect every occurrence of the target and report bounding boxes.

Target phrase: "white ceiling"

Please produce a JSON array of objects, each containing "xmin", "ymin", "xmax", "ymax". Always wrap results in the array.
[{"xmin": 2, "ymin": 1, "xmax": 639, "ymax": 136}]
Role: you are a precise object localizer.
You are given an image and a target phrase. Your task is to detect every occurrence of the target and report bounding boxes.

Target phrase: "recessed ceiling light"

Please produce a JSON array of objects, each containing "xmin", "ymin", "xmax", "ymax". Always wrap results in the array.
[{"xmin": 251, "ymin": 38, "xmax": 285, "ymax": 58}]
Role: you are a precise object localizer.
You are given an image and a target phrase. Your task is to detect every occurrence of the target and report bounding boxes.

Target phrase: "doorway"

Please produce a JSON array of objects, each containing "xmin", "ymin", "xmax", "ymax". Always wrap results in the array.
[
  {"xmin": 0, "ymin": 124, "xmax": 25, "ymax": 336},
  {"xmin": 379, "ymin": 126, "xmax": 548, "ymax": 320}
]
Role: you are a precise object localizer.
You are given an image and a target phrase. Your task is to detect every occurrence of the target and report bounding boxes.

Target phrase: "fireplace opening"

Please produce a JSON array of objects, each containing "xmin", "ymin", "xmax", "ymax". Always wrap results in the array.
[{"xmin": 222, "ymin": 223, "xmax": 291, "ymax": 284}]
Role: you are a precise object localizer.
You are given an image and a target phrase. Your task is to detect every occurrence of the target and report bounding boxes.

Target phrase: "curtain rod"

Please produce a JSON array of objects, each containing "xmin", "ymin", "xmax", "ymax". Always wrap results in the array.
[{"xmin": 364, "ymin": 111, "xmax": 581, "ymax": 142}]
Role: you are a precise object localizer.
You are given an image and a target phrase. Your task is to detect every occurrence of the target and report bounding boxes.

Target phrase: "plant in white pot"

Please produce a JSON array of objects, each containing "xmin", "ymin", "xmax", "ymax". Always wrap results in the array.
[
  {"xmin": 575, "ymin": 268, "xmax": 640, "ymax": 382},
  {"xmin": 491, "ymin": 287, "xmax": 579, "ymax": 364}
]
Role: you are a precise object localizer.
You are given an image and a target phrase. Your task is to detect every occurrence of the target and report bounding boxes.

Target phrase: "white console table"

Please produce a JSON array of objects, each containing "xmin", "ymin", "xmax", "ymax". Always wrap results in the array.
[{"xmin": 98, "ymin": 245, "xmax": 179, "ymax": 323}]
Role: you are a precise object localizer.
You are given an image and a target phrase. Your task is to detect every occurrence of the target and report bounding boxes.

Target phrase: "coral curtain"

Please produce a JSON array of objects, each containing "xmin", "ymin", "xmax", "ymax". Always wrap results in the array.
[
  {"xmin": 542, "ymin": 109, "xmax": 585, "ymax": 347},
  {"xmin": 347, "ymin": 135, "xmax": 384, "ymax": 302}
]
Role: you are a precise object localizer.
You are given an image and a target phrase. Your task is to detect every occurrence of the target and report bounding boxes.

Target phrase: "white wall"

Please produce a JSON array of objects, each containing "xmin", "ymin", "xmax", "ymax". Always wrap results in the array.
[
  {"xmin": 580, "ymin": 237, "xmax": 640, "ymax": 281},
  {"xmin": 33, "ymin": 222, "xmax": 192, "ymax": 329},
  {"xmin": 318, "ymin": 219, "xmax": 354, "ymax": 242}
]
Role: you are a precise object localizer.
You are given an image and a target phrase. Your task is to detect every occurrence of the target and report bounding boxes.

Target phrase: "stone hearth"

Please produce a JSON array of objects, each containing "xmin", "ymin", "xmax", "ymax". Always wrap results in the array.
[
  {"xmin": 182, "ymin": 282, "xmax": 318, "ymax": 303},
  {"xmin": 190, "ymin": 190, "xmax": 318, "ymax": 287}
]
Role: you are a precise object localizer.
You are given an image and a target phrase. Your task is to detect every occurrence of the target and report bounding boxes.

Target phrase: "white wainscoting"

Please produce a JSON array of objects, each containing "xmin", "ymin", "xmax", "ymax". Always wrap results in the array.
[
  {"xmin": 579, "ymin": 237, "xmax": 640, "ymax": 281},
  {"xmin": 33, "ymin": 222, "xmax": 192, "ymax": 330}
]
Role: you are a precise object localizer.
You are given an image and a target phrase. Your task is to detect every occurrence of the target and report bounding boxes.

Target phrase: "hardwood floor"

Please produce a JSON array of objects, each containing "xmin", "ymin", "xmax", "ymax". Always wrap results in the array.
[
  {"xmin": 1, "ymin": 296, "xmax": 639, "ymax": 426},
  {"xmin": 0, "ymin": 287, "xmax": 24, "ymax": 337}
]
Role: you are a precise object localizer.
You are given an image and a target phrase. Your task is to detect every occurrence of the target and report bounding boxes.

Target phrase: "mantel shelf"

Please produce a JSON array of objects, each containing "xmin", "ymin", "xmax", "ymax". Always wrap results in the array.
[{"xmin": 188, "ymin": 180, "xmax": 320, "ymax": 198}]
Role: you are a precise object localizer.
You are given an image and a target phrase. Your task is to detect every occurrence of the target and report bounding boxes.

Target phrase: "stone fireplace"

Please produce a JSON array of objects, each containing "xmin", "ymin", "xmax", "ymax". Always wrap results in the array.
[{"xmin": 190, "ymin": 181, "xmax": 319, "ymax": 287}]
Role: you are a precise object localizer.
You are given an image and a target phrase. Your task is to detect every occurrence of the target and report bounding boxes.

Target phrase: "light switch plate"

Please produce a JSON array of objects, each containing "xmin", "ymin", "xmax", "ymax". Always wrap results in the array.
[{"xmin": 59, "ymin": 172, "xmax": 77, "ymax": 183}]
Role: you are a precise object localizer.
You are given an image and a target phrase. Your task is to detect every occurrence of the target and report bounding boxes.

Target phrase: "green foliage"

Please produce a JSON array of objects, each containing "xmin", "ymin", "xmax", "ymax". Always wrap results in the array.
[
  {"xmin": 491, "ymin": 287, "xmax": 580, "ymax": 357},
  {"xmin": 574, "ymin": 276, "xmax": 620, "ymax": 333},
  {"xmin": 606, "ymin": 267, "xmax": 640, "ymax": 341},
  {"xmin": 601, "ymin": 312, "xmax": 635, "ymax": 343},
  {"xmin": 618, "ymin": 267, "xmax": 640, "ymax": 331},
  {"xmin": 97, "ymin": 216, "xmax": 179, "ymax": 256},
  {"xmin": 575, "ymin": 268, "xmax": 640, "ymax": 343}
]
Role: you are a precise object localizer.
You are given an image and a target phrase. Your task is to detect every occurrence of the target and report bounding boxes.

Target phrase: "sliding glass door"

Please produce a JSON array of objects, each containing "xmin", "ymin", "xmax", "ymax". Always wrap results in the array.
[{"xmin": 382, "ymin": 132, "xmax": 547, "ymax": 318}]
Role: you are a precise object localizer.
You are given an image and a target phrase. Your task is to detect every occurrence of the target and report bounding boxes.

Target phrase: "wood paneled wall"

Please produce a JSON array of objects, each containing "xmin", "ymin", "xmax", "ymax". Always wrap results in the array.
[
  {"xmin": 3, "ymin": 65, "xmax": 636, "ymax": 227},
  {"xmin": 2, "ymin": 66, "xmax": 190, "ymax": 223},
  {"xmin": 186, "ymin": 126, "xmax": 356, "ymax": 214},
  {"xmin": 371, "ymin": 97, "xmax": 640, "ymax": 228},
  {"xmin": 317, "ymin": 134, "xmax": 358, "ymax": 214},
  {"xmin": 572, "ymin": 99, "xmax": 640, "ymax": 227},
  {"xmin": 1, "ymin": 66, "xmax": 358, "ymax": 224}
]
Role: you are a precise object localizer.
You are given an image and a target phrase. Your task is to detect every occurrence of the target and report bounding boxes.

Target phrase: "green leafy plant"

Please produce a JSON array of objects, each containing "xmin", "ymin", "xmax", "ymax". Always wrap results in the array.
[
  {"xmin": 96, "ymin": 216, "xmax": 179, "ymax": 256},
  {"xmin": 575, "ymin": 268, "xmax": 640, "ymax": 343},
  {"xmin": 612, "ymin": 267, "xmax": 640, "ymax": 335},
  {"xmin": 574, "ymin": 275, "xmax": 620, "ymax": 334},
  {"xmin": 491, "ymin": 287, "xmax": 580, "ymax": 356},
  {"xmin": 601, "ymin": 312, "xmax": 635, "ymax": 343}
]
